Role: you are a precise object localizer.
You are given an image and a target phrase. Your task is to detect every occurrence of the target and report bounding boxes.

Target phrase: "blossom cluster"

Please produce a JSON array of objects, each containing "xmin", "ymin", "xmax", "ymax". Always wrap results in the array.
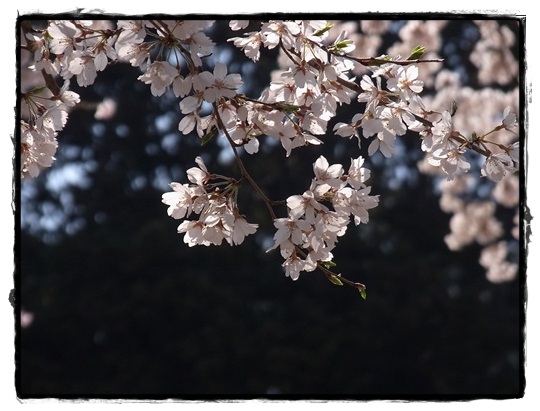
[
  {"xmin": 412, "ymin": 107, "xmax": 518, "ymax": 184},
  {"xmin": 22, "ymin": 19, "xmax": 519, "ymax": 181},
  {"xmin": 212, "ymin": 20, "xmax": 359, "ymax": 156},
  {"xmin": 20, "ymin": 73, "xmax": 80, "ymax": 178},
  {"xmin": 20, "ymin": 20, "xmax": 218, "ymax": 177},
  {"xmin": 333, "ymin": 64, "xmax": 424, "ymax": 158},
  {"xmin": 435, "ymin": 170, "xmax": 520, "ymax": 282},
  {"xmin": 267, "ymin": 155, "xmax": 379, "ymax": 280},
  {"xmin": 162, "ymin": 157, "xmax": 258, "ymax": 247},
  {"xmin": 20, "ymin": 19, "xmax": 521, "ymax": 285}
]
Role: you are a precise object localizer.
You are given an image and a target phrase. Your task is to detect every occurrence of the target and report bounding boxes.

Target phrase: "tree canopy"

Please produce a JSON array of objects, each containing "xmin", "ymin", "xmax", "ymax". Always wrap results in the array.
[{"xmin": 15, "ymin": 16, "xmax": 524, "ymax": 400}]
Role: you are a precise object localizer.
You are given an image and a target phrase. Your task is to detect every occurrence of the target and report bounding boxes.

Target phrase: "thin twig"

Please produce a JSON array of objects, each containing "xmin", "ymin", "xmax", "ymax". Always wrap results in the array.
[{"xmin": 213, "ymin": 104, "xmax": 278, "ymax": 221}]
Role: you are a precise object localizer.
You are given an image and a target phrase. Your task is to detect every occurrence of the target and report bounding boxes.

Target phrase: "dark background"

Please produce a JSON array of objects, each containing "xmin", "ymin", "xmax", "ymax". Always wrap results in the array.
[{"xmin": 16, "ymin": 18, "xmax": 524, "ymax": 399}]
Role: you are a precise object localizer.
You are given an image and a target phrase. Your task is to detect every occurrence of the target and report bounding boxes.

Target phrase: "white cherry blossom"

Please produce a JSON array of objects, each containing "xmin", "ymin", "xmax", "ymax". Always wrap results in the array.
[
  {"xmin": 173, "ymin": 75, "xmax": 193, "ymax": 98},
  {"xmin": 428, "ymin": 146, "xmax": 471, "ymax": 180},
  {"xmin": 481, "ymin": 152, "xmax": 516, "ymax": 182},
  {"xmin": 138, "ymin": 61, "xmax": 179, "ymax": 96},
  {"xmin": 116, "ymin": 20, "xmax": 147, "ymax": 45},
  {"xmin": 162, "ymin": 183, "xmax": 193, "ymax": 219},
  {"xmin": 346, "ymin": 156, "xmax": 371, "ymax": 189},
  {"xmin": 20, "ymin": 18, "xmax": 520, "ymax": 286},
  {"xmin": 287, "ymin": 190, "xmax": 329, "ymax": 221},
  {"xmin": 479, "ymin": 241, "xmax": 518, "ymax": 283},
  {"xmin": 116, "ymin": 42, "xmax": 150, "ymax": 67},
  {"xmin": 229, "ymin": 32, "xmax": 264, "ymax": 61},
  {"xmin": 261, "ymin": 20, "xmax": 301, "ymax": 49},
  {"xmin": 194, "ymin": 63, "xmax": 243, "ymax": 103},
  {"xmin": 186, "ymin": 156, "xmax": 210, "ymax": 186},
  {"xmin": 66, "ymin": 51, "xmax": 99, "ymax": 87},
  {"xmin": 282, "ymin": 252, "xmax": 309, "ymax": 281},
  {"xmin": 312, "ymin": 156, "xmax": 344, "ymax": 190},
  {"xmin": 229, "ymin": 215, "xmax": 258, "ymax": 245},
  {"xmin": 387, "ymin": 65, "xmax": 424, "ymax": 101},
  {"xmin": 267, "ymin": 217, "xmax": 312, "ymax": 252},
  {"xmin": 20, "ymin": 126, "xmax": 58, "ymax": 178},
  {"xmin": 47, "ymin": 20, "xmax": 81, "ymax": 55},
  {"xmin": 501, "ymin": 106, "xmax": 518, "ymax": 131},
  {"xmin": 58, "ymin": 80, "xmax": 80, "ymax": 107},
  {"xmin": 358, "ymin": 74, "xmax": 385, "ymax": 113},
  {"xmin": 229, "ymin": 20, "xmax": 250, "ymax": 31}
]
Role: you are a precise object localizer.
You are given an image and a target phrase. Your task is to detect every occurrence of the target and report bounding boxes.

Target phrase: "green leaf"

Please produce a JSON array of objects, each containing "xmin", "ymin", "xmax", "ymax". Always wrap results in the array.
[
  {"xmin": 200, "ymin": 128, "xmax": 216, "ymax": 146},
  {"xmin": 327, "ymin": 274, "xmax": 343, "ymax": 286},
  {"xmin": 29, "ymin": 86, "xmax": 48, "ymax": 96},
  {"xmin": 332, "ymin": 40, "xmax": 353, "ymax": 51},
  {"xmin": 407, "ymin": 45, "xmax": 426, "ymax": 60},
  {"xmin": 322, "ymin": 260, "xmax": 337, "ymax": 269},
  {"xmin": 313, "ymin": 23, "xmax": 333, "ymax": 37},
  {"xmin": 358, "ymin": 286, "xmax": 367, "ymax": 299}
]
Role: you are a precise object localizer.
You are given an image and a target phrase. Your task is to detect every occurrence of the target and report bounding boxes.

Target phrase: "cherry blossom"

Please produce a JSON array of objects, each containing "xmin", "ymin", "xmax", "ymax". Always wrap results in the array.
[
  {"xmin": 481, "ymin": 152, "xmax": 516, "ymax": 182},
  {"xmin": 333, "ymin": 116, "xmax": 361, "ymax": 138},
  {"xmin": 428, "ymin": 146, "xmax": 471, "ymax": 180},
  {"xmin": 116, "ymin": 20, "xmax": 147, "ymax": 45},
  {"xmin": 256, "ymin": 112, "xmax": 298, "ymax": 156},
  {"xmin": 229, "ymin": 215, "xmax": 259, "ymax": 245},
  {"xmin": 387, "ymin": 65, "xmax": 424, "ymax": 102},
  {"xmin": 66, "ymin": 51, "xmax": 99, "ymax": 87},
  {"xmin": 261, "ymin": 20, "xmax": 301, "ymax": 49},
  {"xmin": 444, "ymin": 201, "xmax": 504, "ymax": 251},
  {"xmin": 173, "ymin": 75, "xmax": 194, "ymax": 98},
  {"xmin": 94, "ymin": 98, "xmax": 117, "ymax": 120},
  {"xmin": 229, "ymin": 31, "xmax": 264, "ymax": 62},
  {"xmin": 267, "ymin": 217, "xmax": 312, "ymax": 252},
  {"xmin": 501, "ymin": 106, "xmax": 518, "ymax": 130},
  {"xmin": 162, "ymin": 183, "xmax": 194, "ymax": 219},
  {"xmin": 47, "ymin": 20, "xmax": 82, "ymax": 55},
  {"xmin": 346, "ymin": 156, "xmax": 371, "ymax": 189},
  {"xmin": 282, "ymin": 251, "xmax": 312, "ymax": 281},
  {"xmin": 20, "ymin": 125, "xmax": 58, "ymax": 178},
  {"xmin": 58, "ymin": 80, "xmax": 81, "ymax": 107},
  {"xmin": 138, "ymin": 61, "xmax": 179, "ymax": 97},
  {"xmin": 19, "ymin": 18, "xmax": 521, "ymax": 288},
  {"xmin": 311, "ymin": 155, "xmax": 344, "ymax": 195},
  {"xmin": 162, "ymin": 157, "xmax": 258, "ymax": 247},
  {"xmin": 479, "ymin": 241, "xmax": 518, "ymax": 283},
  {"xmin": 229, "ymin": 20, "xmax": 250, "ymax": 31},
  {"xmin": 358, "ymin": 74, "xmax": 386, "ymax": 114},
  {"xmin": 116, "ymin": 41, "xmax": 150, "ymax": 67},
  {"xmin": 264, "ymin": 155, "xmax": 378, "ymax": 280},
  {"xmin": 194, "ymin": 63, "xmax": 243, "ymax": 103},
  {"xmin": 493, "ymin": 174, "xmax": 519, "ymax": 208}
]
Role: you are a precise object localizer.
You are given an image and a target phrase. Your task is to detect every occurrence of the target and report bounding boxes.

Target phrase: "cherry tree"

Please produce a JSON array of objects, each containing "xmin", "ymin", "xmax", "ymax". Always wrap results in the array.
[{"xmin": 18, "ymin": 17, "xmax": 522, "ymax": 297}]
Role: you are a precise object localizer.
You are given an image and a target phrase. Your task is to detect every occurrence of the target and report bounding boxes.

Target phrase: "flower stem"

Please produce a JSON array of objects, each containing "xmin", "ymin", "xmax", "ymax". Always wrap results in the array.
[{"xmin": 213, "ymin": 104, "xmax": 278, "ymax": 221}]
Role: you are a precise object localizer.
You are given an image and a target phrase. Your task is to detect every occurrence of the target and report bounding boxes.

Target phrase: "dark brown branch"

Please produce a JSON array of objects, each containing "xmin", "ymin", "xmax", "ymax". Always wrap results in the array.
[
  {"xmin": 213, "ymin": 103, "xmax": 278, "ymax": 221},
  {"xmin": 40, "ymin": 69, "xmax": 61, "ymax": 96},
  {"xmin": 344, "ymin": 55, "xmax": 445, "ymax": 67}
]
